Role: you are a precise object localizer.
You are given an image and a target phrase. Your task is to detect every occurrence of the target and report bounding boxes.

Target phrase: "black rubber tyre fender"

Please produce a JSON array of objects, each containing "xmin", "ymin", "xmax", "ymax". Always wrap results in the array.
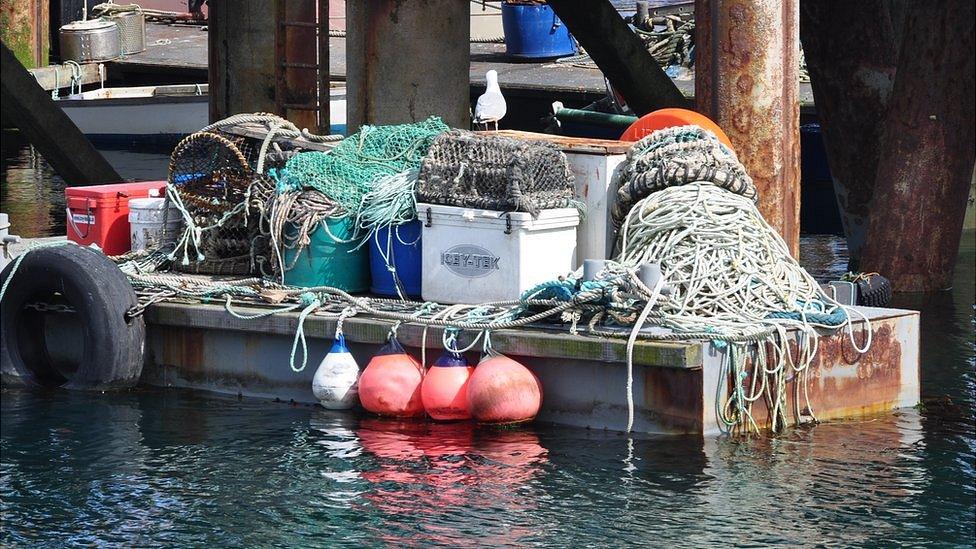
[
  {"xmin": 0, "ymin": 245, "xmax": 145, "ymax": 389},
  {"xmin": 857, "ymin": 274, "xmax": 893, "ymax": 308}
]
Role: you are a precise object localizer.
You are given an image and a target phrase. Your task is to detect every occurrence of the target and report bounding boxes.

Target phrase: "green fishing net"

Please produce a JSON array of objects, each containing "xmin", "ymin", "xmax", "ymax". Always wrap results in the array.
[{"xmin": 273, "ymin": 116, "xmax": 449, "ymax": 217}]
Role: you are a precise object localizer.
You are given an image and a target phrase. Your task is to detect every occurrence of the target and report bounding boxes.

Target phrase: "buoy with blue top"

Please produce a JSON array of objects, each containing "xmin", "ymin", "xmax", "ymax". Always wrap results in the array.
[
  {"xmin": 358, "ymin": 328, "xmax": 425, "ymax": 418},
  {"xmin": 312, "ymin": 331, "xmax": 361, "ymax": 410},
  {"xmin": 421, "ymin": 334, "xmax": 475, "ymax": 421}
]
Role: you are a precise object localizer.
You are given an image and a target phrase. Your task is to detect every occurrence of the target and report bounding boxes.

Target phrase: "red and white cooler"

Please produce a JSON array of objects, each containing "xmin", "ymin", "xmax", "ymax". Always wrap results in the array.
[{"xmin": 65, "ymin": 181, "xmax": 167, "ymax": 256}]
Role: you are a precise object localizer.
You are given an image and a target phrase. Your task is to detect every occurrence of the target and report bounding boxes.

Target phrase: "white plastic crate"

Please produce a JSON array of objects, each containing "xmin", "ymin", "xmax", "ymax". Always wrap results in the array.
[{"xmin": 418, "ymin": 203, "xmax": 579, "ymax": 304}]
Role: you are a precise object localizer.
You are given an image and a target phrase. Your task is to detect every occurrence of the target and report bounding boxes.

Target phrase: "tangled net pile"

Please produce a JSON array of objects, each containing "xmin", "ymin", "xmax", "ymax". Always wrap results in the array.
[
  {"xmin": 274, "ymin": 116, "xmax": 449, "ymax": 217},
  {"xmin": 417, "ymin": 130, "xmax": 579, "ymax": 217}
]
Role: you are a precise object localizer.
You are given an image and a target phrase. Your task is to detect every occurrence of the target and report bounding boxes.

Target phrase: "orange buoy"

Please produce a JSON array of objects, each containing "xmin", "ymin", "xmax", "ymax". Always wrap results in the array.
[
  {"xmin": 466, "ymin": 354, "xmax": 543, "ymax": 424},
  {"xmin": 620, "ymin": 108, "xmax": 734, "ymax": 149},
  {"xmin": 420, "ymin": 352, "xmax": 474, "ymax": 421},
  {"xmin": 358, "ymin": 336, "xmax": 425, "ymax": 418}
]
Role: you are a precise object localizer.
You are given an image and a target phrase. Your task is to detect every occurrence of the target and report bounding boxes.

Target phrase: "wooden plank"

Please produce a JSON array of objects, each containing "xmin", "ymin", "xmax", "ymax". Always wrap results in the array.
[
  {"xmin": 112, "ymin": 24, "xmax": 818, "ymax": 112},
  {"xmin": 0, "ymin": 42, "xmax": 121, "ymax": 185},
  {"xmin": 29, "ymin": 63, "xmax": 103, "ymax": 91},
  {"xmin": 482, "ymin": 129, "xmax": 632, "ymax": 155},
  {"xmin": 548, "ymin": 0, "xmax": 685, "ymax": 115},
  {"xmin": 145, "ymin": 301, "xmax": 702, "ymax": 369}
]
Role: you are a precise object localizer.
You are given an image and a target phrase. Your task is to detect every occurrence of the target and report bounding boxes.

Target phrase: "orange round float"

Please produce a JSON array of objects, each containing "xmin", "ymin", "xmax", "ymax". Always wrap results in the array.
[
  {"xmin": 358, "ymin": 337, "xmax": 425, "ymax": 418},
  {"xmin": 466, "ymin": 354, "xmax": 543, "ymax": 424},
  {"xmin": 420, "ymin": 352, "xmax": 474, "ymax": 421},
  {"xmin": 620, "ymin": 108, "xmax": 733, "ymax": 148}
]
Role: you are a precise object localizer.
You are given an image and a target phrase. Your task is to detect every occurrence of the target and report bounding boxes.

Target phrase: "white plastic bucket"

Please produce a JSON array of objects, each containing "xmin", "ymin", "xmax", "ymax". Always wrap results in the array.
[
  {"xmin": 128, "ymin": 197, "xmax": 182, "ymax": 252},
  {"xmin": 418, "ymin": 203, "xmax": 579, "ymax": 304}
]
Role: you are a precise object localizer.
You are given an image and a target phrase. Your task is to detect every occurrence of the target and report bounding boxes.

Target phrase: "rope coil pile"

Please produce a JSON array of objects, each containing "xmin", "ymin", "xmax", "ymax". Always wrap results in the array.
[{"xmin": 612, "ymin": 126, "xmax": 756, "ymax": 229}]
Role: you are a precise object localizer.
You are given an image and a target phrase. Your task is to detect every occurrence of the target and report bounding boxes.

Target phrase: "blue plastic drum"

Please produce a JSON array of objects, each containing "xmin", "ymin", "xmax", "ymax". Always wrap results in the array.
[
  {"xmin": 369, "ymin": 220, "xmax": 422, "ymax": 298},
  {"xmin": 501, "ymin": 3, "xmax": 577, "ymax": 59}
]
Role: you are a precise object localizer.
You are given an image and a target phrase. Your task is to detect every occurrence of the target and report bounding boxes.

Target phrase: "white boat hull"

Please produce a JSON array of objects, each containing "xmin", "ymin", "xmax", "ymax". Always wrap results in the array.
[{"xmin": 57, "ymin": 85, "xmax": 348, "ymax": 144}]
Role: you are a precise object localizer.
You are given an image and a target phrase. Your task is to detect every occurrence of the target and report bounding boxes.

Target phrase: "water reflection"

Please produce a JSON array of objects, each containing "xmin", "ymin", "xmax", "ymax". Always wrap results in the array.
[{"xmin": 1, "ymin": 384, "xmax": 972, "ymax": 546}]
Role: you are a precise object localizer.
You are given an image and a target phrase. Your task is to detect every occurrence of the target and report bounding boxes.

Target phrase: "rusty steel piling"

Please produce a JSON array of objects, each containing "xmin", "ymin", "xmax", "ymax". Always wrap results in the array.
[
  {"xmin": 857, "ymin": 1, "xmax": 976, "ymax": 291},
  {"xmin": 694, "ymin": 0, "xmax": 801, "ymax": 256},
  {"xmin": 800, "ymin": 1, "xmax": 900, "ymax": 265},
  {"xmin": 346, "ymin": 0, "xmax": 470, "ymax": 131}
]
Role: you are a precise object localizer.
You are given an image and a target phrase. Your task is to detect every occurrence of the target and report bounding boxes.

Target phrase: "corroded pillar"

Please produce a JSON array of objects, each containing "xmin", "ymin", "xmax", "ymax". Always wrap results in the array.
[{"xmin": 695, "ymin": 0, "xmax": 801, "ymax": 256}]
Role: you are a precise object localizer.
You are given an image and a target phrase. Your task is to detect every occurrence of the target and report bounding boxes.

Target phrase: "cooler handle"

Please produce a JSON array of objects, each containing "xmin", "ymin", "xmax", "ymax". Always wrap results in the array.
[{"xmin": 66, "ymin": 198, "xmax": 94, "ymax": 240}]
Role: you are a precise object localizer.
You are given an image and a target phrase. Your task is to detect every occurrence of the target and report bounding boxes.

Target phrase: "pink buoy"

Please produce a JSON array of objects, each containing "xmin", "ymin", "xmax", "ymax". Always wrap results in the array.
[
  {"xmin": 466, "ymin": 354, "xmax": 543, "ymax": 424},
  {"xmin": 421, "ymin": 351, "xmax": 474, "ymax": 421},
  {"xmin": 358, "ymin": 336, "xmax": 425, "ymax": 418}
]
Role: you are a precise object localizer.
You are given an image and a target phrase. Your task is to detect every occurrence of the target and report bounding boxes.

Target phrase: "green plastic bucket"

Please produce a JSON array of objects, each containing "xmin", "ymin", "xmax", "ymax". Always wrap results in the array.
[{"xmin": 283, "ymin": 218, "xmax": 370, "ymax": 292}]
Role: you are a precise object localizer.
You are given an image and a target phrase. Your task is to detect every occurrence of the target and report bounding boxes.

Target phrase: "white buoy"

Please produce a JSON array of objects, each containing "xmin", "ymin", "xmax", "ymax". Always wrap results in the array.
[
  {"xmin": 474, "ymin": 69, "xmax": 507, "ymax": 129},
  {"xmin": 312, "ymin": 335, "xmax": 360, "ymax": 410}
]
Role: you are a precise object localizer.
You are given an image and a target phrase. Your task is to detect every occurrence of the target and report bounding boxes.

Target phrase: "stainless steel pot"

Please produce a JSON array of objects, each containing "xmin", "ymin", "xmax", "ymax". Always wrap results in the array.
[
  {"xmin": 105, "ymin": 10, "xmax": 146, "ymax": 55},
  {"xmin": 60, "ymin": 19, "xmax": 121, "ymax": 63}
]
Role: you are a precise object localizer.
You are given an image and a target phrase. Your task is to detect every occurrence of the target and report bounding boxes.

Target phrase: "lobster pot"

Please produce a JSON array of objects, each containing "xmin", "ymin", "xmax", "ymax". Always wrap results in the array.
[
  {"xmin": 416, "ymin": 130, "xmax": 577, "ymax": 217},
  {"xmin": 59, "ymin": 19, "xmax": 121, "ymax": 63},
  {"xmin": 418, "ymin": 203, "xmax": 579, "ymax": 304},
  {"xmin": 483, "ymin": 131, "xmax": 629, "ymax": 267},
  {"xmin": 106, "ymin": 11, "xmax": 146, "ymax": 55}
]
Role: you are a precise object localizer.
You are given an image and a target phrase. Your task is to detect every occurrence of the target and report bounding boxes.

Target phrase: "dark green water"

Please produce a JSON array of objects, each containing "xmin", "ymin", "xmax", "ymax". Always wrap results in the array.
[{"xmin": 1, "ymin": 138, "xmax": 974, "ymax": 547}]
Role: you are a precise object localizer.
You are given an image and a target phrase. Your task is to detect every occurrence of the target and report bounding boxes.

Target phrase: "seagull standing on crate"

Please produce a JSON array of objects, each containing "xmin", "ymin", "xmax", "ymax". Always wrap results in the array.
[{"xmin": 473, "ymin": 70, "xmax": 507, "ymax": 131}]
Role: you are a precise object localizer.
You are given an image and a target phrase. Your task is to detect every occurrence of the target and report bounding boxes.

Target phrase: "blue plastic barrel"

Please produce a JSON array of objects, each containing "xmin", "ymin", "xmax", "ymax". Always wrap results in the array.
[
  {"xmin": 369, "ymin": 220, "xmax": 422, "ymax": 298},
  {"xmin": 501, "ymin": 3, "xmax": 577, "ymax": 59}
]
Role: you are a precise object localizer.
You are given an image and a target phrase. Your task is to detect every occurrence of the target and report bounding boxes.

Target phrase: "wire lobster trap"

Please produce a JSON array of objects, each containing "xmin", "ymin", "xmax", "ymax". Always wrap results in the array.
[{"xmin": 166, "ymin": 129, "xmax": 277, "ymax": 275}]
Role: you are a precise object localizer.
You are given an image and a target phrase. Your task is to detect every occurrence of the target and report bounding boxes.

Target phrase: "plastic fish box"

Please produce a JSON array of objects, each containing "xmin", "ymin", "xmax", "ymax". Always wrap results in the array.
[
  {"xmin": 418, "ymin": 203, "xmax": 579, "ymax": 304},
  {"xmin": 65, "ymin": 181, "xmax": 167, "ymax": 255}
]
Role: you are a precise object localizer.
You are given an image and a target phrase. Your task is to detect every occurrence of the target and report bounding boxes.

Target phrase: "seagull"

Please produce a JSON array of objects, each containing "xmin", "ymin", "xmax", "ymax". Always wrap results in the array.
[{"xmin": 473, "ymin": 70, "xmax": 507, "ymax": 130}]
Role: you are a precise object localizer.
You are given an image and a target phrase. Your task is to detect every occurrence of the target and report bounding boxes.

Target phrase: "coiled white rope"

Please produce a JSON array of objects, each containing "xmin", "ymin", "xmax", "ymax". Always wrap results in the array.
[{"xmin": 616, "ymin": 182, "xmax": 873, "ymax": 434}]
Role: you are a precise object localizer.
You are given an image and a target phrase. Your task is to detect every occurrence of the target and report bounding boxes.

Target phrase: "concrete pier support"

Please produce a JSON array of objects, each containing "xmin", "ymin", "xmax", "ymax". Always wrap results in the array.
[
  {"xmin": 346, "ymin": 0, "xmax": 470, "ymax": 131},
  {"xmin": 694, "ymin": 0, "xmax": 801, "ymax": 256}
]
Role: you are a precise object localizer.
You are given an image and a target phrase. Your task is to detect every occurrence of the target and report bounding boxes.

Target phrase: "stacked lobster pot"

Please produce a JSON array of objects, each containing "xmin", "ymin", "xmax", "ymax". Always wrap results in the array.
[
  {"xmin": 163, "ymin": 117, "xmax": 312, "ymax": 276},
  {"xmin": 415, "ymin": 130, "xmax": 582, "ymax": 304}
]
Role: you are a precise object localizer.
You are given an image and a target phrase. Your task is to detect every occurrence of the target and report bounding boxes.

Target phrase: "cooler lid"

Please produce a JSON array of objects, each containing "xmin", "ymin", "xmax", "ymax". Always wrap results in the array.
[
  {"xmin": 418, "ymin": 203, "xmax": 580, "ymax": 231},
  {"xmin": 65, "ymin": 181, "xmax": 167, "ymax": 199}
]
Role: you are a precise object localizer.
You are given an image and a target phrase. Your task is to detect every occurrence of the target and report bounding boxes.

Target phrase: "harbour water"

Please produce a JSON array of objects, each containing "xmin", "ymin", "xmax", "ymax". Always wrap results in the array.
[{"xmin": 1, "ymin": 137, "xmax": 974, "ymax": 546}]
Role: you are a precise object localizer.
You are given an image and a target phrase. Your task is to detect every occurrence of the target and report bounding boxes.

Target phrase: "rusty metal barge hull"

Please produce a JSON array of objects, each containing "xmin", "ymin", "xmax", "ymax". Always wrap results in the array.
[{"xmin": 142, "ymin": 302, "xmax": 919, "ymax": 436}]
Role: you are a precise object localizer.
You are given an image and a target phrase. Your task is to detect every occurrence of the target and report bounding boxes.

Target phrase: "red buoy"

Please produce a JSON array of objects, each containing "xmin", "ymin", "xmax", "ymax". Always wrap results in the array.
[
  {"xmin": 358, "ymin": 337, "xmax": 425, "ymax": 418},
  {"xmin": 421, "ymin": 352, "xmax": 474, "ymax": 421},
  {"xmin": 466, "ymin": 354, "xmax": 543, "ymax": 424}
]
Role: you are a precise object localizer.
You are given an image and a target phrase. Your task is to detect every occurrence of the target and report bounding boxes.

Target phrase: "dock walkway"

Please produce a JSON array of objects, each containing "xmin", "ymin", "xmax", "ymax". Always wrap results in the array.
[{"xmin": 109, "ymin": 23, "xmax": 816, "ymax": 110}]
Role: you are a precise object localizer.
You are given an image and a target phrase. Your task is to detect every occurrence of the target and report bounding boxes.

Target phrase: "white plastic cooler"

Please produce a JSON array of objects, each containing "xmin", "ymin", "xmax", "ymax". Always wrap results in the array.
[
  {"xmin": 479, "ymin": 130, "xmax": 629, "ymax": 266},
  {"xmin": 418, "ymin": 203, "xmax": 579, "ymax": 304}
]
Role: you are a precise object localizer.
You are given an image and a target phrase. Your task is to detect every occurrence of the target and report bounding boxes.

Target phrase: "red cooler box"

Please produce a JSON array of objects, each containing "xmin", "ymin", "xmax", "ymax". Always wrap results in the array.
[{"xmin": 65, "ymin": 181, "xmax": 168, "ymax": 255}]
